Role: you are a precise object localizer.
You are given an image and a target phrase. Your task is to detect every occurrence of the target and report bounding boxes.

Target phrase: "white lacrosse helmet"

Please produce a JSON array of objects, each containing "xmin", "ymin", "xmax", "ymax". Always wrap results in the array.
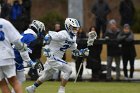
[
  {"xmin": 29, "ymin": 20, "xmax": 45, "ymax": 34},
  {"xmin": 65, "ymin": 18, "xmax": 80, "ymax": 35}
]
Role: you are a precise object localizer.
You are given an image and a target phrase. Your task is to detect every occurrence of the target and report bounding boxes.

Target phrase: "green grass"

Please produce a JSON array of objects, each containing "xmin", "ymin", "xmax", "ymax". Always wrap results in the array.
[
  {"xmin": 1, "ymin": 81, "xmax": 140, "ymax": 93},
  {"xmin": 19, "ymin": 81, "xmax": 140, "ymax": 93}
]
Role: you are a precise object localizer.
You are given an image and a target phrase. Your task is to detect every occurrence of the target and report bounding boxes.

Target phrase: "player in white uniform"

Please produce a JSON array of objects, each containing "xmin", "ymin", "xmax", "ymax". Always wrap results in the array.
[
  {"xmin": 26, "ymin": 18, "xmax": 90, "ymax": 93},
  {"xmin": 0, "ymin": 18, "xmax": 39, "ymax": 93}
]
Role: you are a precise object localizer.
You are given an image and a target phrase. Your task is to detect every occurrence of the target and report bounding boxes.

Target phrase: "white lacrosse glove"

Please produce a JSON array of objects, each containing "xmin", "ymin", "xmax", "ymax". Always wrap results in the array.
[{"xmin": 87, "ymin": 31, "xmax": 97, "ymax": 46}]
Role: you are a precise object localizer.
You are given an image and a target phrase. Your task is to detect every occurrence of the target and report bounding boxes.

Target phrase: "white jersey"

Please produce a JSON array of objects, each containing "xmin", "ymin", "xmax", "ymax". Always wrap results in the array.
[
  {"xmin": 45, "ymin": 30, "xmax": 77, "ymax": 59},
  {"xmin": 0, "ymin": 18, "xmax": 22, "ymax": 66}
]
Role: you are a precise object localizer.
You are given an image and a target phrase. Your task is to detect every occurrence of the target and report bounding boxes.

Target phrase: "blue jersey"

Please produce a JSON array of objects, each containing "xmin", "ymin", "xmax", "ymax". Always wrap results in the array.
[{"xmin": 14, "ymin": 29, "xmax": 37, "ymax": 71}]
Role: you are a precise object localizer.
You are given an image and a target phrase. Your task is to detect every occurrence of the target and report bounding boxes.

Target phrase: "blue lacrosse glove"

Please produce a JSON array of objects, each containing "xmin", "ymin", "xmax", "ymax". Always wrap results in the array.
[
  {"xmin": 44, "ymin": 34, "xmax": 52, "ymax": 45},
  {"xmin": 79, "ymin": 48, "xmax": 89, "ymax": 57},
  {"xmin": 43, "ymin": 47, "xmax": 51, "ymax": 57},
  {"xmin": 72, "ymin": 49, "xmax": 80, "ymax": 56},
  {"xmin": 27, "ymin": 60, "xmax": 36, "ymax": 68},
  {"xmin": 27, "ymin": 60, "xmax": 44, "ymax": 71},
  {"xmin": 0, "ymin": 31, "xmax": 5, "ymax": 41}
]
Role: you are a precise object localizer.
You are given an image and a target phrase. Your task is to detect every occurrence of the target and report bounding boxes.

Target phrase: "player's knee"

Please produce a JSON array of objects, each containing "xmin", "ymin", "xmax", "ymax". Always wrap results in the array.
[
  {"xmin": 19, "ymin": 77, "xmax": 26, "ymax": 84},
  {"xmin": 63, "ymin": 68, "xmax": 72, "ymax": 80},
  {"xmin": 68, "ymin": 68, "xmax": 72, "ymax": 75},
  {"xmin": 38, "ymin": 75, "xmax": 47, "ymax": 82},
  {"xmin": 38, "ymin": 72, "xmax": 53, "ymax": 82},
  {"xmin": 8, "ymin": 76, "xmax": 19, "ymax": 87}
]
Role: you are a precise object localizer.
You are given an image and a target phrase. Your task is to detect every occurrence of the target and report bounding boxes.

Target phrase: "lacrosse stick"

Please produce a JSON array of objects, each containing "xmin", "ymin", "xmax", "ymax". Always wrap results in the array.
[
  {"xmin": 34, "ymin": 59, "xmax": 44, "ymax": 72},
  {"xmin": 16, "ymin": 59, "xmax": 44, "ymax": 72},
  {"xmin": 74, "ymin": 62, "xmax": 83, "ymax": 83},
  {"xmin": 87, "ymin": 31, "xmax": 97, "ymax": 46}
]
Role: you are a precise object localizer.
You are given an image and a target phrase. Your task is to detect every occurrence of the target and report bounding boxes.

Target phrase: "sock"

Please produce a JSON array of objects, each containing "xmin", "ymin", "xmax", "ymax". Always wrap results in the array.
[
  {"xmin": 59, "ymin": 86, "xmax": 65, "ymax": 90},
  {"xmin": 33, "ymin": 82, "xmax": 40, "ymax": 89}
]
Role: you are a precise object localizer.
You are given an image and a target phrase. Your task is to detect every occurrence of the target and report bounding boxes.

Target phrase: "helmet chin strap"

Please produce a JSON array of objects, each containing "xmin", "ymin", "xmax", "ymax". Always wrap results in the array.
[
  {"xmin": 72, "ymin": 31, "xmax": 77, "ymax": 35},
  {"xmin": 69, "ymin": 31, "xmax": 77, "ymax": 39}
]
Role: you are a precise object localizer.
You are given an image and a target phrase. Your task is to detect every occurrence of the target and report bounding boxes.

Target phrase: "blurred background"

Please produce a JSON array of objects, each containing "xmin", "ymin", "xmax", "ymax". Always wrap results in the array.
[{"xmin": 1, "ymin": 0, "xmax": 140, "ymax": 81}]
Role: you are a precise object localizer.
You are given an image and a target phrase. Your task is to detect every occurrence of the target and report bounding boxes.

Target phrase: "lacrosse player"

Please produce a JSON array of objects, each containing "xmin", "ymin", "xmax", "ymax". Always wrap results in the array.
[
  {"xmin": 0, "ymin": 18, "xmax": 39, "ymax": 93},
  {"xmin": 26, "ymin": 18, "xmax": 94, "ymax": 93},
  {"xmin": 10, "ymin": 20, "xmax": 45, "ymax": 93}
]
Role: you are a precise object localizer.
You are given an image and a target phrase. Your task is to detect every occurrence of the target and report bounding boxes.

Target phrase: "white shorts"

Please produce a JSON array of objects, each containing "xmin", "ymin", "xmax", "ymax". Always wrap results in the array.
[
  {"xmin": 0, "ymin": 65, "xmax": 16, "ymax": 81},
  {"xmin": 38, "ymin": 56, "xmax": 72, "ymax": 82},
  {"xmin": 16, "ymin": 71, "xmax": 26, "ymax": 83}
]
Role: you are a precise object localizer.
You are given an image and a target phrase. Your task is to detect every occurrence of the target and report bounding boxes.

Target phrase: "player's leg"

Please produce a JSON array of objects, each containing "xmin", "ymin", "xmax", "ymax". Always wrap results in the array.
[
  {"xmin": 0, "ymin": 66, "xmax": 13, "ymax": 93},
  {"xmin": 26, "ymin": 71, "xmax": 54, "ymax": 93},
  {"xmin": 8, "ymin": 76, "xmax": 23, "ymax": 93},
  {"xmin": 26, "ymin": 63, "xmax": 55, "ymax": 93},
  {"xmin": 4, "ymin": 65, "xmax": 23, "ymax": 93},
  {"xmin": 11, "ymin": 70, "xmax": 26, "ymax": 93},
  {"xmin": 0, "ymin": 78, "xmax": 11, "ymax": 93},
  {"xmin": 58, "ymin": 63, "xmax": 72, "ymax": 93}
]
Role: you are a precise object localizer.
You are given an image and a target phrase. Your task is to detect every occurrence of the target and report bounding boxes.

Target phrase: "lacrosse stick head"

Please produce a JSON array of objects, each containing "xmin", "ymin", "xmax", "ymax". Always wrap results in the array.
[
  {"xmin": 87, "ymin": 31, "xmax": 97, "ymax": 46},
  {"xmin": 34, "ymin": 59, "xmax": 44, "ymax": 72}
]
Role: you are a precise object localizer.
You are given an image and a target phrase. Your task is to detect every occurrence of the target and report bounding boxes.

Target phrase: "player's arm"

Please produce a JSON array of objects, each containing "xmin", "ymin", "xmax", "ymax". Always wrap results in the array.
[
  {"xmin": 72, "ymin": 31, "xmax": 97, "ymax": 57},
  {"xmin": 13, "ymin": 39, "xmax": 33, "ymax": 63},
  {"xmin": 71, "ymin": 43, "xmax": 89, "ymax": 57},
  {"xmin": 72, "ymin": 48, "xmax": 89, "ymax": 57},
  {"xmin": 44, "ymin": 31, "xmax": 67, "ymax": 44},
  {"xmin": 13, "ymin": 38, "xmax": 44, "ymax": 71},
  {"xmin": 2, "ymin": 19, "xmax": 43, "ymax": 69}
]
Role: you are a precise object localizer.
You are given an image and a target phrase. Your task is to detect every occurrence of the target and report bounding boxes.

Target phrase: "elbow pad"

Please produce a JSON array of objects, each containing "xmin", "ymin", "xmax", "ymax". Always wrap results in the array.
[
  {"xmin": 13, "ymin": 39, "xmax": 31, "ymax": 62},
  {"xmin": 20, "ymin": 51, "xmax": 31, "ymax": 62},
  {"xmin": 13, "ymin": 39, "xmax": 28, "ymax": 52}
]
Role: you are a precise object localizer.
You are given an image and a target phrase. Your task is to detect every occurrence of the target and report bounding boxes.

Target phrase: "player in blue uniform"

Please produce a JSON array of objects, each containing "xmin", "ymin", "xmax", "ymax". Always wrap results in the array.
[{"xmin": 11, "ymin": 20, "xmax": 45, "ymax": 93}]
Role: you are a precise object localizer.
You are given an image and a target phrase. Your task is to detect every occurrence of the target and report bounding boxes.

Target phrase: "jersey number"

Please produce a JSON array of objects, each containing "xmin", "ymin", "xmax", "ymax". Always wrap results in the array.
[{"xmin": 60, "ymin": 45, "xmax": 70, "ymax": 52}]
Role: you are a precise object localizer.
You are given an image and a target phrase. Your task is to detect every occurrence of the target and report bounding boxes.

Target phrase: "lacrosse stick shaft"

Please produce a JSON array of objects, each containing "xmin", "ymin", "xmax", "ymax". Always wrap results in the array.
[{"xmin": 74, "ymin": 62, "xmax": 83, "ymax": 83}]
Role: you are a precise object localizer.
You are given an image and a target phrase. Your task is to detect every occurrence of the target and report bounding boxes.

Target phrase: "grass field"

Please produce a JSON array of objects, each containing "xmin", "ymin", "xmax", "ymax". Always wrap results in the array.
[{"xmin": 6, "ymin": 81, "xmax": 139, "ymax": 93}]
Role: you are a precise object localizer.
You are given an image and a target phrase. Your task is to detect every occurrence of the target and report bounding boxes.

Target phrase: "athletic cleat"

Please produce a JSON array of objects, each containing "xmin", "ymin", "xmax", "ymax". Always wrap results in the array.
[
  {"xmin": 26, "ymin": 86, "xmax": 35, "ymax": 93},
  {"xmin": 58, "ymin": 87, "xmax": 65, "ymax": 93},
  {"xmin": 58, "ymin": 90, "xmax": 65, "ymax": 93}
]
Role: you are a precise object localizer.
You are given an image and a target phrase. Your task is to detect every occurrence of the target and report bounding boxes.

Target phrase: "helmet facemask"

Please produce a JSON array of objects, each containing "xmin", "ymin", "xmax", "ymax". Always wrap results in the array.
[{"xmin": 65, "ymin": 18, "xmax": 80, "ymax": 36}]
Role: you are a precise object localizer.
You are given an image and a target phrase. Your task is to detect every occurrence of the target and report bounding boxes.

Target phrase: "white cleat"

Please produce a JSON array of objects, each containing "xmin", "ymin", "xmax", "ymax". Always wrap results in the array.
[
  {"xmin": 58, "ymin": 87, "xmax": 65, "ymax": 93},
  {"xmin": 58, "ymin": 90, "xmax": 65, "ymax": 93},
  {"xmin": 26, "ymin": 86, "xmax": 35, "ymax": 93}
]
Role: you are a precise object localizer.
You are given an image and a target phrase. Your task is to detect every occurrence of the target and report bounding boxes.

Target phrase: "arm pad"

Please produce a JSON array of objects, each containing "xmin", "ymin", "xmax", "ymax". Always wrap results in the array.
[
  {"xmin": 13, "ymin": 39, "xmax": 31, "ymax": 62},
  {"xmin": 13, "ymin": 39, "xmax": 28, "ymax": 52}
]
